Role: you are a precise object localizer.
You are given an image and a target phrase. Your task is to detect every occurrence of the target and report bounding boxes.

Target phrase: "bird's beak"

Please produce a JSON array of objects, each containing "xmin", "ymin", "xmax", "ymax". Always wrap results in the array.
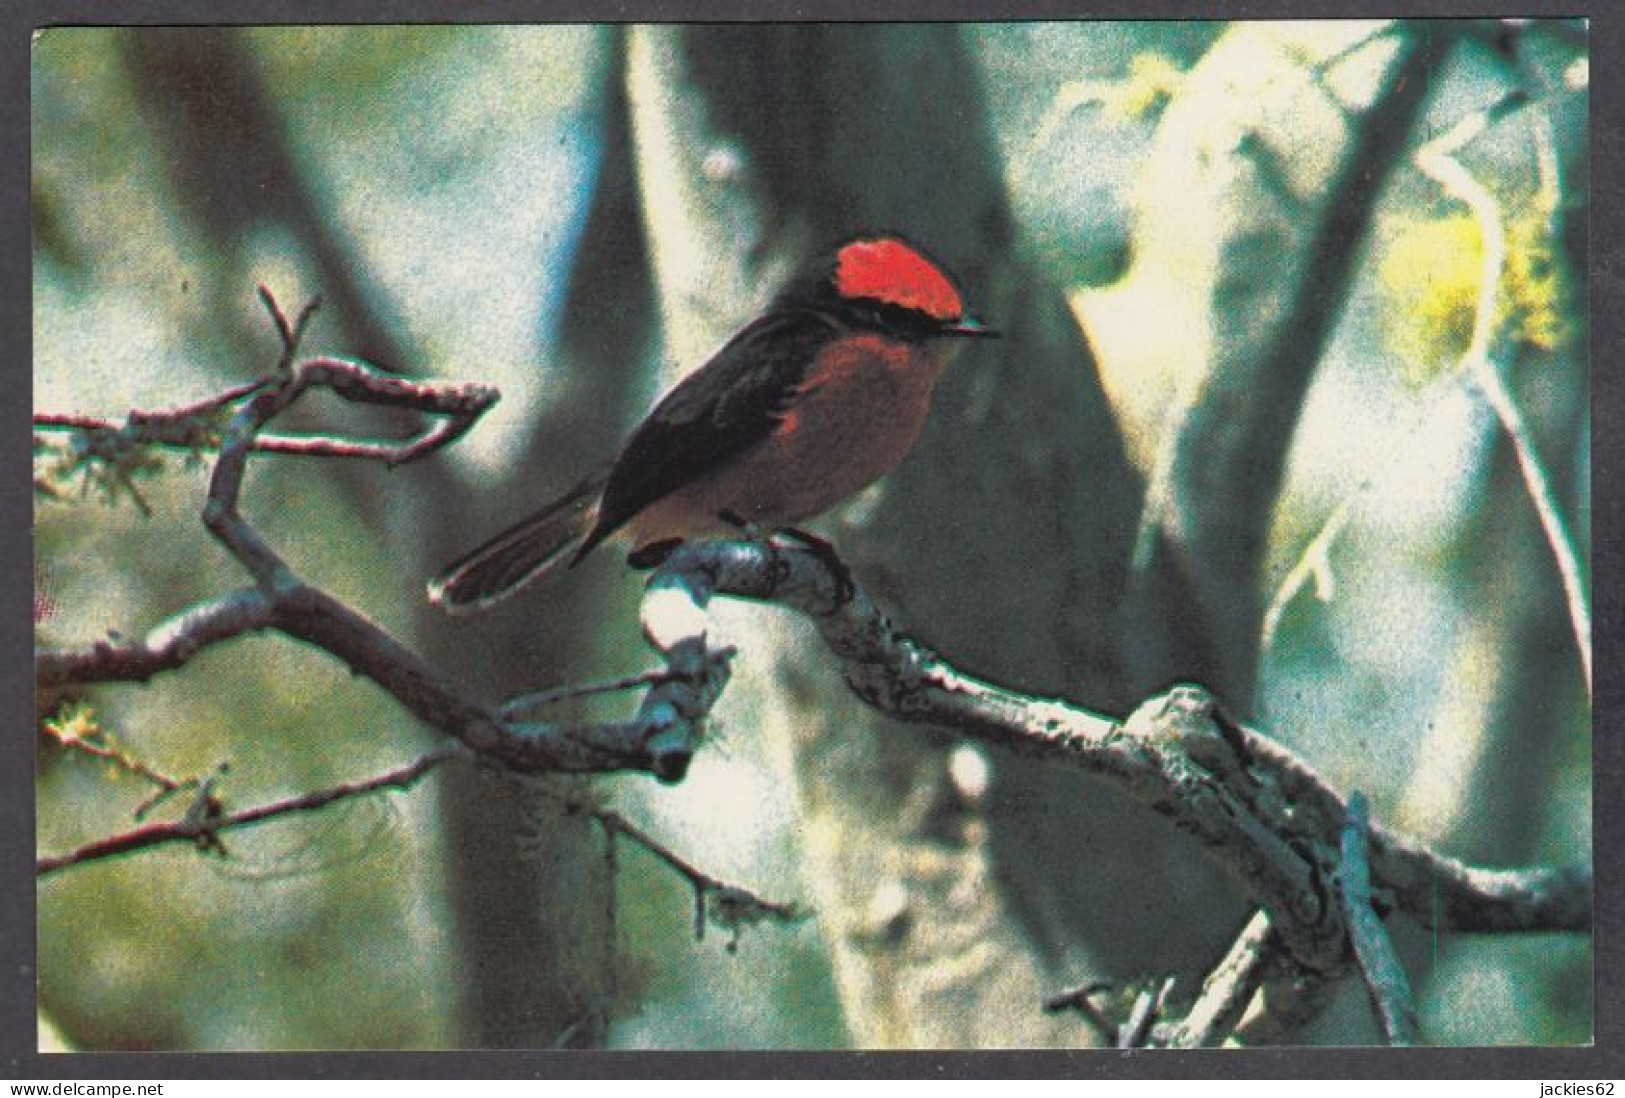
[{"xmin": 942, "ymin": 315, "xmax": 999, "ymax": 338}]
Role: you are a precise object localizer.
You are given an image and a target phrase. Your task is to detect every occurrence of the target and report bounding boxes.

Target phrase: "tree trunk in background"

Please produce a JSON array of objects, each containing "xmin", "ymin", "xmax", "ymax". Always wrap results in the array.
[
  {"xmin": 1441, "ymin": 105, "xmax": 1591, "ymax": 867},
  {"xmin": 122, "ymin": 29, "xmax": 413, "ymax": 377},
  {"xmin": 1079, "ymin": 22, "xmax": 1586, "ymax": 1042},
  {"xmin": 623, "ymin": 24, "xmax": 1189, "ymax": 1046},
  {"xmin": 1094, "ymin": 23, "xmax": 1443, "ymax": 710},
  {"xmin": 1394, "ymin": 348, "xmax": 1589, "ymax": 863},
  {"xmin": 417, "ymin": 33, "xmax": 649, "ymax": 1047},
  {"xmin": 1389, "ymin": 208, "xmax": 1591, "ymax": 1040},
  {"xmin": 133, "ymin": 26, "xmax": 641, "ymax": 1048}
]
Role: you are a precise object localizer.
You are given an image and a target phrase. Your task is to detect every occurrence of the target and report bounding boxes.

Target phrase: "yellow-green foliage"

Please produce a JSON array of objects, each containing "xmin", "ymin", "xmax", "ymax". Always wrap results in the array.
[
  {"xmin": 42, "ymin": 700, "xmax": 102, "ymax": 748},
  {"xmin": 1503, "ymin": 212, "xmax": 1570, "ymax": 354},
  {"xmin": 1380, "ymin": 213, "xmax": 1482, "ymax": 384},
  {"xmin": 33, "ymin": 434, "xmax": 174, "ymax": 515},
  {"xmin": 1379, "ymin": 201, "xmax": 1571, "ymax": 386},
  {"xmin": 1109, "ymin": 52, "xmax": 1185, "ymax": 121}
]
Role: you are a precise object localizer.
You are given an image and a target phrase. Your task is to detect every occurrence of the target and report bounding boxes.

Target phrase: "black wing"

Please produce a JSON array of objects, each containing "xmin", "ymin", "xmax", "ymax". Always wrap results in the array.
[{"xmin": 576, "ymin": 308, "xmax": 841, "ymax": 559}]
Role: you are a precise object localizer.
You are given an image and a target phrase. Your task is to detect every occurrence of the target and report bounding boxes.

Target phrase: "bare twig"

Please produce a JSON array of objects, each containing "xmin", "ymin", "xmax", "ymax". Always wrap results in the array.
[
  {"xmin": 1165, "ymin": 909, "xmax": 1281, "ymax": 1047},
  {"xmin": 1123, "ymin": 27, "xmax": 1448, "ymax": 703},
  {"xmin": 258, "ymin": 283, "xmax": 321, "ymax": 372},
  {"xmin": 37, "ymin": 287, "xmax": 1588, "ymax": 1041},
  {"xmin": 587, "ymin": 804, "xmax": 804, "ymax": 948},
  {"xmin": 1339, "ymin": 791, "xmax": 1422, "ymax": 1046},
  {"xmin": 33, "ymin": 356, "xmax": 493, "ymax": 466},
  {"xmin": 1042, "ymin": 982, "xmax": 1118, "ymax": 1042},
  {"xmin": 38, "ymin": 322, "xmax": 724, "ymax": 780},
  {"xmin": 38, "ymin": 745, "xmax": 460, "ymax": 875},
  {"xmin": 498, "ymin": 670, "xmax": 676, "ymax": 718},
  {"xmin": 646, "ymin": 541, "xmax": 1353, "ymax": 970},
  {"xmin": 1118, "ymin": 976, "xmax": 1176, "ymax": 1049},
  {"xmin": 1415, "ymin": 100, "xmax": 1591, "ymax": 700},
  {"xmin": 201, "ymin": 354, "xmax": 501, "ymax": 483},
  {"xmin": 1259, "ymin": 492, "xmax": 1361, "ymax": 658}
]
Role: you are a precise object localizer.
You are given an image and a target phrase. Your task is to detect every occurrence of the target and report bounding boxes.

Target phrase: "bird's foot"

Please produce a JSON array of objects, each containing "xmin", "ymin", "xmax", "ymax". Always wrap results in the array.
[
  {"xmin": 716, "ymin": 511, "xmax": 853, "ymax": 603},
  {"xmin": 778, "ymin": 526, "xmax": 856, "ymax": 605}
]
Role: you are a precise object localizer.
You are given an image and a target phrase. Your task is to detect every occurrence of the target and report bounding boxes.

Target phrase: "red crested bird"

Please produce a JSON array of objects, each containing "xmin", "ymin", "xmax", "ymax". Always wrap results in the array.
[{"xmin": 428, "ymin": 234, "xmax": 997, "ymax": 613}]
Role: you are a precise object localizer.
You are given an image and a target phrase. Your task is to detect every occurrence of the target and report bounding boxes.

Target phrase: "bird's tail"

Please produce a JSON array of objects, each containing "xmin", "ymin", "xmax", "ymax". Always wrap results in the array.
[{"xmin": 427, "ymin": 465, "xmax": 611, "ymax": 614}]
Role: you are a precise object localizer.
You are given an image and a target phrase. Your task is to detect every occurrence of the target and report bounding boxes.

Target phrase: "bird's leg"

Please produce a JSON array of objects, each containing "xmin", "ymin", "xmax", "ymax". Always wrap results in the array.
[
  {"xmin": 627, "ymin": 538, "xmax": 684, "ymax": 571},
  {"xmin": 716, "ymin": 508, "xmax": 771, "ymax": 542}
]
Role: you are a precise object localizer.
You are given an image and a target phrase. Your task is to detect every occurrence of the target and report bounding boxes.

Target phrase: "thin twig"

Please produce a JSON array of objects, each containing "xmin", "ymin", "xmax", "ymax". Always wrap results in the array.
[
  {"xmin": 34, "ymin": 378, "xmax": 269, "ymax": 441},
  {"xmin": 1042, "ymin": 982, "xmax": 1117, "ymax": 1042},
  {"xmin": 1338, "ymin": 791, "xmax": 1422, "ymax": 1045},
  {"xmin": 1415, "ymin": 105, "xmax": 1591, "ymax": 700},
  {"xmin": 36, "ymin": 288, "xmax": 1590, "ymax": 1044},
  {"xmin": 1118, "ymin": 976, "xmax": 1176, "ymax": 1049},
  {"xmin": 1259, "ymin": 492, "xmax": 1362, "ymax": 657},
  {"xmin": 33, "ymin": 414, "xmax": 477, "ymax": 461},
  {"xmin": 499, "ymin": 670, "xmax": 675, "ymax": 718},
  {"xmin": 585, "ymin": 803, "xmax": 803, "ymax": 944},
  {"xmin": 38, "ymin": 502, "xmax": 1592, "ymax": 943},
  {"xmin": 38, "ymin": 324, "xmax": 712, "ymax": 779},
  {"xmin": 34, "ymin": 290, "xmax": 490, "ymax": 472},
  {"xmin": 38, "ymin": 746, "xmax": 460, "ymax": 875},
  {"xmin": 259, "ymin": 284, "xmax": 322, "ymax": 373},
  {"xmin": 1165, "ymin": 909, "xmax": 1281, "ymax": 1048},
  {"xmin": 36, "ymin": 588, "xmax": 276, "ymax": 687}
]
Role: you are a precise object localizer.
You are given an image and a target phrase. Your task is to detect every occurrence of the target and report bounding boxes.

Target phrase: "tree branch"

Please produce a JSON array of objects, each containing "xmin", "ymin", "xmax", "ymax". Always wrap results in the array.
[
  {"xmin": 36, "ymin": 587, "xmax": 276, "ymax": 687},
  {"xmin": 632, "ymin": 537, "xmax": 1591, "ymax": 959},
  {"xmin": 1119, "ymin": 24, "xmax": 1449, "ymax": 705},
  {"xmin": 1339, "ymin": 791, "xmax": 1422, "ymax": 1046},
  {"xmin": 37, "ymin": 319, "xmax": 722, "ymax": 781},
  {"xmin": 1164, "ymin": 909, "xmax": 1281, "ymax": 1048},
  {"xmin": 1231, "ymin": 946, "xmax": 1342, "ymax": 1047},
  {"xmin": 586, "ymin": 803, "xmax": 805, "ymax": 949},
  {"xmin": 38, "ymin": 739, "xmax": 806, "ymax": 957},
  {"xmin": 38, "ymin": 746, "xmax": 459, "ymax": 875}
]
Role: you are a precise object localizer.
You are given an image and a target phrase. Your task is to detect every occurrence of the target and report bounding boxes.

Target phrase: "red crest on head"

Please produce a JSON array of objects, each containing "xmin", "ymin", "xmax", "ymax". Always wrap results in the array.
[{"xmin": 833, "ymin": 238, "xmax": 964, "ymax": 322}]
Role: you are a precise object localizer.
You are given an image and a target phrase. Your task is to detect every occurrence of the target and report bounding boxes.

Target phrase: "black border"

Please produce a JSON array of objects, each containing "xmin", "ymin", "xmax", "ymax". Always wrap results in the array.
[{"xmin": 9, "ymin": 0, "xmax": 1620, "ymax": 1080}]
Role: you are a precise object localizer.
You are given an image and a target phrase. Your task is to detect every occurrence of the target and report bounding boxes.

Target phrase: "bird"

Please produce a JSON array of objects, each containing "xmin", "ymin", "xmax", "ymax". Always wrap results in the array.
[{"xmin": 427, "ymin": 233, "xmax": 998, "ymax": 613}]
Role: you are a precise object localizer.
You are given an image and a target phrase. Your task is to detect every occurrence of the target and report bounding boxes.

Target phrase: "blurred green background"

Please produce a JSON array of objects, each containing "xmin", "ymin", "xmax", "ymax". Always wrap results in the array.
[{"xmin": 33, "ymin": 22, "xmax": 1589, "ymax": 1050}]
